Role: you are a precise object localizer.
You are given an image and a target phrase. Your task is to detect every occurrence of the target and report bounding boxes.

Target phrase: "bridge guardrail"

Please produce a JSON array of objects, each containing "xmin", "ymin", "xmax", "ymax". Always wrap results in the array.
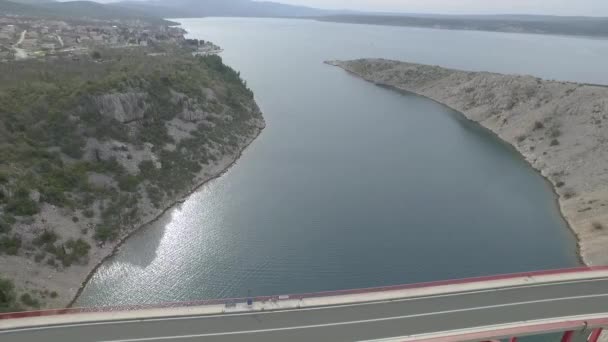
[{"xmin": 2, "ymin": 266, "xmax": 608, "ymax": 321}]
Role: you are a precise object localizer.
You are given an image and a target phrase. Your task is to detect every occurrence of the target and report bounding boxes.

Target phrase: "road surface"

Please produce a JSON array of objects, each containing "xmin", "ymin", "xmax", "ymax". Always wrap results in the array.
[{"xmin": 2, "ymin": 276, "xmax": 608, "ymax": 342}]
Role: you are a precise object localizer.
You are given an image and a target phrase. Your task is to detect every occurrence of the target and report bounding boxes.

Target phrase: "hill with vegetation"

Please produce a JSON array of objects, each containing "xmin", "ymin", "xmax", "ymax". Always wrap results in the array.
[
  {"xmin": 113, "ymin": 0, "xmax": 339, "ymax": 18},
  {"xmin": 0, "ymin": 47, "xmax": 264, "ymax": 312},
  {"xmin": 0, "ymin": 0, "xmax": 171, "ymax": 25},
  {"xmin": 318, "ymin": 14, "xmax": 608, "ymax": 38}
]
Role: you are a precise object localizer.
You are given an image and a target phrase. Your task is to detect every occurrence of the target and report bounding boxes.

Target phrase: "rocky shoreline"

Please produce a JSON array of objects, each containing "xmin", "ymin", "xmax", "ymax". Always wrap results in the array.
[
  {"xmin": 0, "ymin": 118, "xmax": 265, "ymax": 310},
  {"xmin": 0, "ymin": 46, "xmax": 266, "ymax": 311},
  {"xmin": 68, "ymin": 120, "xmax": 265, "ymax": 307},
  {"xmin": 327, "ymin": 59, "xmax": 608, "ymax": 266}
]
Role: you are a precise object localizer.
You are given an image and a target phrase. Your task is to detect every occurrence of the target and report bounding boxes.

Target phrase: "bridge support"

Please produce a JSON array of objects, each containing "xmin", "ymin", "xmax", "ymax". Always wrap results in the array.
[
  {"xmin": 561, "ymin": 330, "xmax": 574, "ymax": 342},
  {"xmin": 588, "ymin": 328, "xmax": 603, "ymax": 342}
]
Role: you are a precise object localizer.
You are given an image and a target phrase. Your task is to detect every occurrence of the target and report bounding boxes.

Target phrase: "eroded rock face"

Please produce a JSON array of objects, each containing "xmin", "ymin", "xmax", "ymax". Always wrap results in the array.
[
  {"xmin": 170, "ymin": 89, "xmax": 210, "ymax": 122},
  {"xmin": 94, "ymin": 92, "xmax": 148, "ymax": 123},
  {"xmin": 84, "ymin": 138, "xmax": 159, "ymax": 175},
  {"xmin": 329, "ymin": 58, "xmax": 608, "ymax": 266},
  {"xmin": 179, "ymin": 106, "xmax": 209, "ymax": 122}
]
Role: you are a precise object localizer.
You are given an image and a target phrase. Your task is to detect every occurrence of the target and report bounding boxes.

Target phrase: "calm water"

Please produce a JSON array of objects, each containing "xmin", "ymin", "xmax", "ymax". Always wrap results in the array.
[{"xmin": 74, "ymin": 18, "xmax": 608, "ymax": 307}]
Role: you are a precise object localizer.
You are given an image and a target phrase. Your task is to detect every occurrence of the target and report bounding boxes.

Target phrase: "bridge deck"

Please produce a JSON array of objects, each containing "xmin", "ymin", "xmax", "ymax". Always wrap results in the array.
[{"xmin": 2, "ymin": 267, "xmax": 608, "ymax": 342}]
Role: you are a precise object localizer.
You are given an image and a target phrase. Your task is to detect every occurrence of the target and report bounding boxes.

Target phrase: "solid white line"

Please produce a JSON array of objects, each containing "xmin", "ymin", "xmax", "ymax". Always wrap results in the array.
[
  {"xmin": 99, "ymin": 293, "xmax": 608, "ymax": 342},
  {"xmin": 3, "ymin": 277, "xmax": 608, "ymax": 335},
  {"xmin": 356, "ymin": 312, "xmax": 608, "ymax": 342}
]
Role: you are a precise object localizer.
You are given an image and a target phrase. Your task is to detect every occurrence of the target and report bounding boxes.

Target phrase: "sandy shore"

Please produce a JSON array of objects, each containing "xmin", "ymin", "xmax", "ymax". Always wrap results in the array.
[{"xmin": 327, "ymin": 59, "xmax": 608, "ymax": 267}]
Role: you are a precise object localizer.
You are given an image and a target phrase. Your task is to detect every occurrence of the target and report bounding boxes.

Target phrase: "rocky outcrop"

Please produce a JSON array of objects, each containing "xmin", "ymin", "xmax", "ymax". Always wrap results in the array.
[
  {"xmin": 327, "ymin": 59, "xmax": 608, "ymax": 266},
  {"xmin": 83, "ymin": 138, "xmax": 159, "ymax": 175},
  {"xmin": 94, "ymin": 92, "xmax": 148, "ymax": 123},
  {"xmin": 170, "ymin": 89, "xmax": 211, "ymax": 122}
]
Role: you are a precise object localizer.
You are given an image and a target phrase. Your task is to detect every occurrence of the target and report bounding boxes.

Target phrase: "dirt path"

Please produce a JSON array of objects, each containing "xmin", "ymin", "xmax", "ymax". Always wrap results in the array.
[{"xmin": 13, "ymin": 30, "xmax": 28, "ymax": 60}]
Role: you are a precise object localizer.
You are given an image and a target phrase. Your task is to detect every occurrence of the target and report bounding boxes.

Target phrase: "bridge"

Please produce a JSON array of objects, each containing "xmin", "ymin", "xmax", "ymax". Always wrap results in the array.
[{"xmin": 2, "ymin": 267, "xmax": 608, "ymax": 342}]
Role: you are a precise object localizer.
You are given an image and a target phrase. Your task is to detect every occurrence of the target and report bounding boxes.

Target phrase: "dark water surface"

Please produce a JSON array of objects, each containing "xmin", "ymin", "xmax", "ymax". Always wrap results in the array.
[{"xmin": 74, "ymin": 18, "xmax": 604, "ymax": 307}]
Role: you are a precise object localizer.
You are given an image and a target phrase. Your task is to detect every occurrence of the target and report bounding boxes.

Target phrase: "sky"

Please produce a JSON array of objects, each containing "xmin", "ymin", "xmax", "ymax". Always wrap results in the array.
[
  {"xmin": 263, "ymin": 0, "xmax": 607, "ymax": 16},
  {"xmin": 90, "ymin": 0, "xmax": 608, "ymax": 17}
]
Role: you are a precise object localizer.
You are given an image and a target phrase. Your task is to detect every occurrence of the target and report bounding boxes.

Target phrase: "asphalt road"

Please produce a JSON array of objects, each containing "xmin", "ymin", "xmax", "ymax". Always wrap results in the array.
[{"xmin": 3, "ymin": 277, "xmax": 608, "ymax": 342}]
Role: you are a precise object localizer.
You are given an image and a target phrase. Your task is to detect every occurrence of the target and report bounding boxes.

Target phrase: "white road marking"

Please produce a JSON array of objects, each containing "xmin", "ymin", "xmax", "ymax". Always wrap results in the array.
[
  {"xmin": 356, "ymin": 312, "xmax": 608, "ymax": 342},
  {"xmin": 99, "ymin": 293, "xmax": 608, "ymax": 341},
  {"xmin": 3, "ymin": 277, "xmax": 608, "ymax": 335}
]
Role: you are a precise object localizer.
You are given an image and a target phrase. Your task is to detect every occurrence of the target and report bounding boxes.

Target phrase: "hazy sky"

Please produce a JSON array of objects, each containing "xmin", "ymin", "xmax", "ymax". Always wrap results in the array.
[
  {"xmin": 92, "ymin": 0, "xmax": 608, "ymax": 16},
  {"xmin": 264, "ymin": 0, "xmax": 607, "ymax": 16}
]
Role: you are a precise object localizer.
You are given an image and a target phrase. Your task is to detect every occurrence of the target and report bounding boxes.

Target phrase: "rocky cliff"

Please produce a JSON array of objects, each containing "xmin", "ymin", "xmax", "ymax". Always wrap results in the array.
[{"xmin": 327, "ymin": 59, "xmax": 608, "ymax": 266}]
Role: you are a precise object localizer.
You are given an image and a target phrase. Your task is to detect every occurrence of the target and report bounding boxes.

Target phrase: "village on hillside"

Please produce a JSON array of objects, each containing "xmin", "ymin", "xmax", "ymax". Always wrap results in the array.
[{"xmin": 0, "ymin": 16, "xmax": 222, "ymax": 61}]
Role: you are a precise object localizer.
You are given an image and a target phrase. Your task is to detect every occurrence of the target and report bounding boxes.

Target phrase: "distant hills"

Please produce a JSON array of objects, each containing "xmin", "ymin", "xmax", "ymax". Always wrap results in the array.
[
  {"xmin": 0, "ymin": 0, "xmax": 350, "ymax": 25},
  {"xmin": 6, "ymin": 0, "xmax": 55, "ymax": 4},
  {"xmin": 104, "ymin": 0, "xmax": 608, "ymax": 38},
  {"xmin": 0, "ymin": 0, "xmax": 172, "ymax": 24},
  {"xmin": 0, "ymin": 0, "xmax": 336, "ymax": 24},
  {"xmin": 317, "ymin": 14, "xmax": 608, "ymax": 38},
  {"xmin": 111, "ymin": 0, "xmax": 341, "ymax": 18},
  {"xmin": 1, "ymin": 0, "xmax": 608, "ymax": 38}
]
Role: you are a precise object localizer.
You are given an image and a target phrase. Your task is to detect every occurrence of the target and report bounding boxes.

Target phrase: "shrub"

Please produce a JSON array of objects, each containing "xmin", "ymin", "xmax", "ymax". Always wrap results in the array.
[
  {"xmin": 0, "ymin": 234, "xmax": 22, "ymax": 255},
  {"xmin": 46, "ymin": 258, "xmax": 57, "ymax": 267},
  {"xmin": 516, "ymin": 135, "xmax": 527, "ymax": 143},
  {"xmin": 5, "ymin": 196, "xmax": 39, "ymax": 216},
  {"xmin": 33, "ymin": 230, "xmax": 58, "ymax": 247},
  {"xmin": 65, "ymin": 238, "xmax": 90, "ymax": 260},
  {"xmin": 95, "ymin": 225, "xmax": 117, "ymax": 242},
  {"xmin": 0, "ymin": 219, "xmax": 10, "ymax": 234},
  {"xmin": 0, "ymin": 277, "xmax": 19, "ymax": 313},
  {"xmin": 533, "ymin": 121, "xmax": 545, "ymax": 131},
  {"xmin": 117, "ymin": 174, "xmax": 140, "ymax": 192},
  {"xmin": 40, "ymin": 186, "xmax": 68, "ymax": 207},
  {"xmin": 138, "ymin": 160, "xmax": 157, "ymax": 179},
  {"xmin": 61, "ymin": 143, "xmax": 84, "ymax": 159},
  {"xmin": 2, "ymin": 215, "xmax": 16, "ymax": 225},
  {"xmin": 563, "ymin": 189, "xmax": 576, "ymax": 200},
  {"xmin": 556, "ymin": 181, "xmax": 565, "ymax": 188},
  {"xmin": 91, "ymin": 51, "xmax": 102, "ymax": 60},
  {"xmin": 48, "ymin": 238, "xmax": 90, "ymax": 267},
  {"xmin": 146, "ymin": 185, "xmax": 163, "ymax": 208},
  {"xmin": 20, "ymin": 293, "xmax": 40, "ymax": 308},
  {"xmin": 549, "ymin": 126, "xmax": 562, "ymax": 138},
  {"xmin": 72, "ymin": 216, "xmax": 79, "ymax": 223},
  {"xmin": 34, "ymin": 252, "xmax": 46, "ymax": 263},
  {"xmin": 592, "ymin": 222, "xmax": 604, "ymax": 231},
  {"xmin": 50, "ymin": 291, "xmax": 58, "ymax": 299},
  {"xmin": 83, "ymin": 209, "xmax": 95, "ymax": 218},
  {"xmin": 550, "ymin": 139, "xmax": 560, "ymax": 146}
]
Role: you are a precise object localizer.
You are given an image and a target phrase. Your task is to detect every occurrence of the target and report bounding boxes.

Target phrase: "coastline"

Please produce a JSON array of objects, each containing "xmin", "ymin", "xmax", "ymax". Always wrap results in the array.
[
  {"xmin": 326, "ymin": 59, "xmax": 608, "ymax": 267},
  {"xmin": 68, "ymin": 121, "xmax": 266, "ymax": 307},
  {"xmin": 0, "ymin": 21, "xmax": 269, "ymax": 312},
  {"xmin": 384, "ymin": 82, "xmax": 584, "ymax": 265}
]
